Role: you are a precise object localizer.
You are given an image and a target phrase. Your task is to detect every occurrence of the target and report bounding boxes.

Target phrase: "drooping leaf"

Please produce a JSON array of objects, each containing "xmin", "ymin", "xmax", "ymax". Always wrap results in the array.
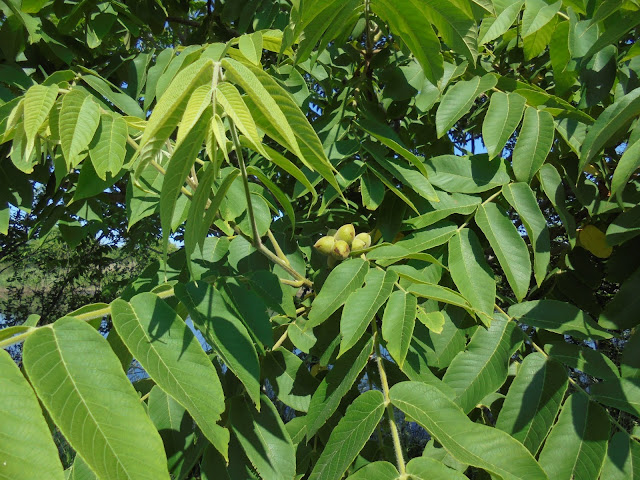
[
  {"xmin": 509, "ymin": 299, "xmax": 612, "ymax": 339},
  {"xmin": 443, "ymin": 314, "xmax": 522, "ymax": 413},
  {"xmin": 436, "ymin": 74, "xmax": 497, "ymax": 137},
  {"xmin": 606, "ymin": 204, "xmax": 640, "ymax": 247},
  {"xmin": 340, "ymin": 268, "xmax": 397, "ymax": 357},
  {"xmin": 405, "ymin": 456, "xmax": 469, "ymax": 479},
  {"xmin": 369, "ymin": 0, "xmax": 444, "ymax": 84},
  {"xmin": 59, "ymin": 89, "xmax": 100, "ymax": 168},
  {"xmin": 522, "ymin": 0, "xmax": 561, "ymax": 37},
  {"xmin": 405, "ymin": 191, "xmax": 480, "ymax": 229},
  {"xmin": 538, "ymin": 164, "xmax": 576, "ymax": 244},
  {"xmin": 409, "ymin": 283, "xmax": 473, "ymax": 314},
  {"xmin": 229, "ymin": 395, "xmax": 296, "ymax": 480},
  {"xmin": 611, "ymin": 137, "xmax": 640, "ymax": 200},
  {"xmin": 483, "ymin": 91, "xmax": 526, "ymax": 159},
  {"xmin": 22, "ymin": 317, "xmax": 170, "ymax": 480},
  {"xmin": 580, "ymin": 86, "xmax": 640, "ymax": 171},
  {"xmin": 0, "ymin": 349, "xmax": 65, "ymax": 480},
  {"xmin": 424, "ymin": 154, "xmax": 511, "ymax": 193},
  {"xmin": 306, "ymin": 258, "xmax": 369, "ymax": 329},
  {"xmin": 538, "ymin": 393, "xmax": 609, "ymax": 480},
  {"xmin": 479, "ymin": 0, "xmax": 525, "ymax": 44},
  {"xmin": 382, "ymin": 290, "xmax": 417, "ymax": 368},
  {"xmin": 512, "ymin": 107, "xmax": 555, "ymax": 184},
  {"xmin": 475, "ymin": 202, "xmax": 532, "ymax": 301},
  {"xmin": 306, "ymin": 335, "xmax": 374, "ymax": 440},
  {"xmin": 23, "ymin": 84, "xmax": 58, "ymax": 156},
  {"xmin": 591, "ymin": 377, "xmax": 640, "ymax": 417},
  {"xmin": 502, "ymin": 182, "xmax": 551, "ymax": 286},
  {"xmin": 148, "ymin": 387, "xmax": 206, "ymax": 479},
  {"xmin": 544, "ymin": 342, "xmax": 620, "ymax": 380},
  {"xmin": 448, "ymin": 228, "xmax": 496, "ymax": 318},
  {"xmin": 88, "ymin": 113, "xmax": 128, "ymax": 180},
  {"xmin": 599, "ymin": 267, "xmax": 640, "ymax": 330},
  {"xmin": 111, "ymin": 293, "xmax": 229, "ymax": 458},
  {"xmin": 495, "ymin": 353, "xmax": 568, "ymax": 454},
  {"xmin": 175, "ymin": 281, "xmax": 261, "ymax": 407},
  {"xmin": 309, "ymin": 390, "xmax": 385, "ymax": 480},
  {"xmin": 263, "ymin": 348, "xmax": 318, "ymax": 412},
  {"xmin": 600, "ymin": 432, "xmax": 640, "ymax": 480},
  {"xmin": 390, "ymin": 381, "xmax": 548, "ymax": 479},
  {"xmin": 344, "ymin": 462, "xmax": 398, "ymax": 480}
]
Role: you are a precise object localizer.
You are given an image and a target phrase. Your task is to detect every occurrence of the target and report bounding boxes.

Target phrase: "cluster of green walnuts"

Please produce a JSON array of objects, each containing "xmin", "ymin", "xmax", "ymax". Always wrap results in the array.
[{"xmin": 313, "ymin": 224, "xmax": 372, "ymax": 267}]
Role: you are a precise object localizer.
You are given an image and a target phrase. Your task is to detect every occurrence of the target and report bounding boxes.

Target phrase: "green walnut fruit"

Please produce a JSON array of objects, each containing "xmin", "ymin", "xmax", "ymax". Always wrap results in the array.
[
  {"xmin": 314, "ymin": 236, "xmax": 335, "ymax": 256},
  {"xmin": 335, "ymin": 224, "xmax": 355, "ymax": 245},
  {"xmin": 332, "ymin": 239, "xmax": 351, "ymax": 260},
  {"xmin": 351, "ymin": 238, "xmax": 367, "ymax": 252},
  {"xmin": 354, "ymin": 232, "xmax": 371, "ymax": 249}
]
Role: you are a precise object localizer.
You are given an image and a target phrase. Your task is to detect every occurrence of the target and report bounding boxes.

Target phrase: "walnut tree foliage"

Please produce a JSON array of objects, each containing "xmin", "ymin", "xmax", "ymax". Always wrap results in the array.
[{"xmin": 2, "ymin": 0, "xmax": 640, "ymax": 479}]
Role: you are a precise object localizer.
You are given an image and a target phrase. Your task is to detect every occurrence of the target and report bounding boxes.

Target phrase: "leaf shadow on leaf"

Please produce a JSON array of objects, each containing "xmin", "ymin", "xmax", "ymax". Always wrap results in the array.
[
  {"xmin": 265, "ymin": 350, "xmax": 318, "ymax": 404},
  {"xmin": 470, "ymin": 154, "xmax": 504, "ymax": 187},
  {"xmin": 180, "ymin": 283, "xmax": 260, "ymax": 385},
  {"xmin": 144, "ymin": 298, "xmax": 195, "ymax": 361},
  {"xmin": 510, "ymin": 363, "xmax": 566, "ymax": 435},
  {"xmin": 157, "ymin": 410, "xmax": 202, "ymax": 475}
]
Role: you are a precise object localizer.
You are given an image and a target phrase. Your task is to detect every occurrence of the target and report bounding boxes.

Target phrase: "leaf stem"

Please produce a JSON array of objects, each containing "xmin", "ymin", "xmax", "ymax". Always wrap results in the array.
[
  {"xmin": 229, "ymin": 119, "xmax": 262, "ymax": 248},
  {"xmin": 373, "ymin": 321, "xmax": 406, "ymax": 474},
  {"xmin": 267, "ymin": 229, "xmax": 290, "ymax": 265},
  {"xmin": 272, "ymin": 330, "xmax": 288, "ymax": 350}
]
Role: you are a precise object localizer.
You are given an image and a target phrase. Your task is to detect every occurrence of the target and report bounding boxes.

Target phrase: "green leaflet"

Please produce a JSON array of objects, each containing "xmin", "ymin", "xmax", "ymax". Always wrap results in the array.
[
  {"xmin": 418, "ymin": 307, "xmax": 467, "ymax": 370},
  {"xmin": 599, "ymin": 267, "xmax": 640, "ymax": 330},
  {"xmin": 306, "ymin": 258, "xmax": 369, "ymax": 329},
  {"xmin": 263, "ymin": 348, "xmax": 319, "ymax": 412},
  {"xmin": 59, "ymin": 88, "xmax": 100, "ymax": 168},
  {"xmin": 502, "ymin": 182, "xmax": 551, "ymax": 286},
  {"xmin": 512, "ymin": 107, "xmax": 555, "ymax": 183},
  {"xmin": 538, "ymin": 164, "xmax": 576, "ymax": 244},
  {"xmin": 340, "ymin": 268, "xmax": 397, "ymax": 357},
  {"xmin": 419, "ymin": 0, "xmax": 478, "ymax": 64},
  {"xmin": 448, "ymin": 228, "xmax": 496, "ymax": 318},
  {"xmin": 159, "ymin": 109, "xmax": 210, "ymax": 255},
  {"xmin": 483, "ymin": 91, "xmax": 526, "ymax": 159},
  {"xmin": 475, "ymin": 202, "xmax": 531, "ymax": 301},
  {"xmin": 215, "ymin": 82, "xmax": 269, "ymax": 158},
  {"xmin": 591, "ymin": 377, "xmax": 640, "ymax": 417},
  {"xmin": 424, "ymin": 154, "xmax": 511, "ymax": 193},
  {"xmin": 23, "ymin": 317, "xmax": 170, "ymax": 480},
  {"xmin": 606, "ymin": 204, "xmax": 640, "ymax": 246},
  {"xmin": 88, "ymin": 113, "xmax": 127, "ymax": 180},
  {"xmin": 0, "ymin": 349, "xmax": 65, "ymax": 480},
  {"xmin": 361, "ymin": 170, "xmax": 385, "ymax": 210},
  {"xmin": 229, "ymin": 395, "xmax": 296, "ymax": 480},
  {"xmin": 363, "ymin": 140, "xmax": 438, "ymax": 202},
  {"xmin": 175, "ymin": 281, "xmax": 261, "ymax": 407},
  {"xmin": 111, "ymin": 293, "xmax": 229, "ymax": 459},
  {"xmin": 436, "ymin": 74, "xmax": 497, "ymax": 138},
  {"xmin": 601, "ymin": 431, "xmax": 640, "ymax": 480},
  {"xmin": 306, "ymin": 335, "xmax": 374, "ymax": 440},
  {"xmin": 409, "ymin": 283, "xmax": 473, "ymax": 315},
  {"xmin": 23, "ymin": 84, "xmax": 58, "ymax": 157},
  {"xmin": 382, "ymin": 290, "xmax": 417, "ymax": 367},
  {"xmin": 346, "ymin": 462, "xmax": 399, "ymax": 480},
  {"xmin": 246, "ymin": 166, "xmax": 296, "ymax": 231},
  {"xmin": 309, "ymin": 390, "xmax": 385, "ymax": 480},
  {"xmin": 544, "ymin": 342, "xmax": 620, "ymax": 380},
  {"xmin": 176, "ymin": 84, "xmax": 212, "ymax": 144},
  {"xmin": 390, "ymin": 381, "xmax": 548, "ymax": 479},
  {"xmin": 443, "ymin": 314, "xmax": 522, "ymax": 413},
  {"xmin": 144, "ymin": 48, "xmax": 174, "ymax": 112},
  {"xmin": 67, "ymin": 455, "xmax": 98, "ymax": 480},
  {"xmin": 479, "ymin": 0, "xmax": 524, "ymax": 44},
  {"xmin": 81, "ymin": 74, "xmax": 145, "ymax": 118},
  {"xmin": 405, "ymin": 191, "xmax": 480, "ymax": 229},
  {"xmin": 262, "ymin": 144, "xmax": 317, "ymax": 200},
  {"xmin": 495, "ymin": 353, "xmax": 568, "ymax": 455},
  {"xmin": 137, "ymin": 59, "xmax": 214, "ymax": 174},
  {"xmin": 369, "ymin": 0, "xmax": 443, "ymax": 84},
  {"xmin": 522, "ymin": 0, "xmax": 561, "ymax": 37},
  {"xmin": 405, "ymin": 457, "xmax": 469, "ymax": 479},
  {"xmin": 580, "ymin": 86, "xmax": 640, "ymax": 171},
  {"xmin": 368, "ymin": 221, "xmax": 457, "ymax": 266},
  {"xmin": 222, "ymin": 59, "xmax": 342, "ymax": 196},
  {"xmin": 238, "ymin": 31, "xmax": 263, "ymax": 65},
  {"xmin": 509, "ymin": 299, "xmax": 612, "ymax": 339},
  {"xmin": 538, "ymin": 394, "xmax": 609, "ymax": 480},
  {"xmin": 148, "ymin": 387, "xmax": 206, "ymax": 479}
]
